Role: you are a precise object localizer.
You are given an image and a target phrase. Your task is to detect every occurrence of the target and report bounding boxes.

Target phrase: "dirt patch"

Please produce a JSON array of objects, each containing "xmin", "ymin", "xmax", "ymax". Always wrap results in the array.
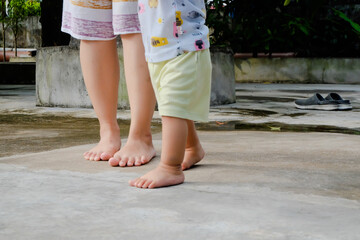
[
  {"xmin": 196, "ymin": 120, "xmax": 360, "ymax": 135},
  {"xmin": 0, "ymin": 114, "xmax": 161, "ymax": 158}
]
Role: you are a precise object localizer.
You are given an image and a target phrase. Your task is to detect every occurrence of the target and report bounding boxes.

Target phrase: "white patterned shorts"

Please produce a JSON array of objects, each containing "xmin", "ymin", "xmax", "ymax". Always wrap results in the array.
[{"xmin": 61, "ymin": 0, "xmax": 140, "ymax": 40}]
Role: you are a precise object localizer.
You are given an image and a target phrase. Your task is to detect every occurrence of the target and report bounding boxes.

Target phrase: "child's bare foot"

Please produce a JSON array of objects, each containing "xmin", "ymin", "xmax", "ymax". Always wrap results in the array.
[
  {"xmin": 83, "ymin": 126, "xmax": 121, "ymax": 161},
  {"xmin": 129, "ymin": 164, "xmax": 184, "ymax": 189},
  {"xmin": 181, "ymin": 144, "xmax": 205, "ymax": 170},
  {"xmin": 108, "ymin": 135, "xmax": 156, "ymax": 167}
]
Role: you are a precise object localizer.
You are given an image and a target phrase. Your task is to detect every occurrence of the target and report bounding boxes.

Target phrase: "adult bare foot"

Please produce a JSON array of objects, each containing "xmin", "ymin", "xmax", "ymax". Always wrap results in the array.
[
  {"xmin": 83, "ymin": 126, "xmax": 121, "ymax": 161},
  {"xmin": 108, "ymin": 136, "xmax": 156, "ymax": 167},
  {"xmin": 129, "ymin": 164, "xmax": 184, "ymax": 189},
  {"xmin": 181, "ymin": 144, "xmax": 205, "ymax": 170}
]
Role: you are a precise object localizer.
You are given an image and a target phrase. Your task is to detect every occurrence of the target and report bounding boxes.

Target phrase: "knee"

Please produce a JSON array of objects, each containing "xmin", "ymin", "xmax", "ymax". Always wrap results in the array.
[
  {"xmin": 80, "ymin": 39, "xmax": 97, "ymax": 47},
  {"xmin": 80, "ymin": 39, "xmax": 105, "ymax": 45},
  {"xmin": 80, "ymin": 39, "xmax": 116, "ymax": 48},
  {"xmin": 120, "ymin": 33, "xmax": 141, "ymax": 41}
]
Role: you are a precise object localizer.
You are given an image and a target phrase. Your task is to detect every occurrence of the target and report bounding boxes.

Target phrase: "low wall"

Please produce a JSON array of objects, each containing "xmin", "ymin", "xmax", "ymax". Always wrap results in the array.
[
  {"xmin": 0, "ymin": 16, "xmax": 41, "ymax": 48},
  {"xmin": 36, "ymin": 44, "xmax": 236, "ymax": 108},
  {"xmin": 210, "ymin": 47, "xmax": 236, "ymax": 105},
  {"xmin": 36, "ymin": 45, "xmax": 129, "ymax": 108},
  {"xmin": 235, "ymin": 58, "xmax": 360, "ymax": 84}
]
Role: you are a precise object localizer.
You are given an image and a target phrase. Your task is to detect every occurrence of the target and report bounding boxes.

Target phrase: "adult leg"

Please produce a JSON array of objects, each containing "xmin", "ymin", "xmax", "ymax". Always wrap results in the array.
[
  {"xmin": 80, "ymin": 39, "xmax": 121, "ymax": 161},
  {"xmin": 109, "ymin": 33, "xmax": 156, "ymax": 167},
  {"xmin": 129, "ymin": 116, "xmax": 186, "ymax": 189}
]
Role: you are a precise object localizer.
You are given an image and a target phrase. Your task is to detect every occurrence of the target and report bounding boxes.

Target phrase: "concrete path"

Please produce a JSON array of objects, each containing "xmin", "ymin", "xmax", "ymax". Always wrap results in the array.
[
  {"xmin": 1, "ymin": 131, "xmax": 360, "ymax": 240},
  {"xmin": 1, "ymin": 84, "xmax": 360, "ymax": 239},
  {"xmin": 1, "ymin": 84, "xmax": 360, "ymax": 131},
  {"xmin": 222, "ymin": 83, "xmax": 360, "ymax": 130}
]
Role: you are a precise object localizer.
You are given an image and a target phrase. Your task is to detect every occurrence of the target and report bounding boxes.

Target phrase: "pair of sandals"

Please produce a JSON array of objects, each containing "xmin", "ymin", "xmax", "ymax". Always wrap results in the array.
[{"xmin": 295, "ymin": 93, "xmax": 352, "ymax": 110}]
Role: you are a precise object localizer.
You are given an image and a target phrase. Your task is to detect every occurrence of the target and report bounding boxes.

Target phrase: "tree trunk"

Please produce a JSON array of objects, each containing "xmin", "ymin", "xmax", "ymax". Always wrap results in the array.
[
  {"xmin": 14, "ymin": 36, "xmax": 17, "ymax": 57},
  {"xmin": 1, "ymin": 0, "xmax": 6, "ymax": 61},
  {"xmin": 14, "ymin": 21, "xmax": 18, "ymax": 57},
  {"xmin": 1, "ymin": 21, "xmax": 5, "ymax": 62}
]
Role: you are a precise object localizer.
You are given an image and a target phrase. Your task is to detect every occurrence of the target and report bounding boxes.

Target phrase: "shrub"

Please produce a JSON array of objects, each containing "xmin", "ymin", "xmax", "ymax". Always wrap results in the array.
[
  {"xmin": 25, "ymin": 0, "xmax": 41, "ymax": 17},
  {"xmin": 206, "ymin": 0, "xmax": 360, "ymax": 57}
]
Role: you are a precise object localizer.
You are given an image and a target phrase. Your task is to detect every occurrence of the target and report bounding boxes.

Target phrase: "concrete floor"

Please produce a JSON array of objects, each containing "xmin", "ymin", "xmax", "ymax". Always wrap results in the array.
[
  {"xmin": 1, "ymin": 131, "xmax": 360, "ymax": 240},
  {"xmin": 1, "ymin": 84, "xmax": 360, "ymax": 239}
]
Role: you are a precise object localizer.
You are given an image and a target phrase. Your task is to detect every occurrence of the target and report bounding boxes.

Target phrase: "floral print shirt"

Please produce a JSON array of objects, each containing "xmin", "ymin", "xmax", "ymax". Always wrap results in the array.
[{"xmin": 138, "ymin": 0, "xmax": 210, "ymax": 63}]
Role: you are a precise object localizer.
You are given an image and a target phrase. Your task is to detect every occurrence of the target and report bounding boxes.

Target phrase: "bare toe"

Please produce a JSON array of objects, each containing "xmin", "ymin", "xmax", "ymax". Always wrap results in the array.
[
  {"xmin": 127, "ymin": 157, "xmax": 135, "ymax": 167},
  {"xmin": 134, "ymin": 157, "xmax": 142, "ymax": 166},
  {"xmin": 119, "ymin": 159, "xmax": 127, "ymax": 167},
  {"xmin": 100, "ymin": 152, "xmax": 112, "ymax": 161},
  {"xmin": 83, "ymin": 152, "xmax": 90, "ymax": 160},
  {"xmin": 109, "ymin": 157, "xmax": 120, "ymax": 167},
  {"xmin": 142, "ymin": 180, "xmax": 153, "ymax": 189},
  {"xmin": 129, "ymin": 178, "xmax": 139, "ymax": 187},
  {"xmin": 136, "ymin": 179, "xmax": 146, "ymax": 188},
  {"xmin": 92, "ymin": 153, "xmax": 99, "ymax": 161},
  {"xmin": 94, "ymin": 154, "xmax": 101, "ymax": 161},
  {"xmin": 148, "ymin": 181, "xmax": 156, "ymax": 189},
  {"xmin": 89, "ymin": 153, "xmax": 96, "ymax": 161},
  {"xmin": 120, "ymin": 157, "xmax": 129, "ymax": 167},
  {"xmin": 140, "ymin": 156, "xmax": 147, "ymax": 164}
]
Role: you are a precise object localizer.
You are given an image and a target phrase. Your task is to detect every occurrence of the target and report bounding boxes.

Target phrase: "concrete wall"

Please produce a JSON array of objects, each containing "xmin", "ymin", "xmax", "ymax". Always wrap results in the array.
[
  {"xmin": 235, "ymin": 58, "xmax": 360, "ymax": 84},
  {"xmin": 210, "ymin": 47, "xmax": 236, "ymax": 105},
  {"xmin": 36, "ymin": 45, "xmax": 129, "ymax": 108},
  {"xmin": 36, "ymin": 44, "xmax": 236, "ymax": 108},
  {"xmin": 0, "ymin": 16, "xmax": 42, "ymax": 48}
]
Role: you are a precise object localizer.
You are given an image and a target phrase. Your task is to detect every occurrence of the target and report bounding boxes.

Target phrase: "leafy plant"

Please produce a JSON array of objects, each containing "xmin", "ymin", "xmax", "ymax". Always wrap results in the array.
[
  {"xmin": 25, "ymin": 0, "xmax": 41, "ymax": 17},
  {"xmin": 206, "ymin": 0, "xmax": 360, "ymax": 57},
  {"xmin": 205, "ymin": 0, "xmax": 234, "ymax": 48},
  {"xmin": 333, "ymin": 8, "xmax": 360, "ymax": 35},
  {"xmin": 7, "ymin": 0, "xmax": 28, "ymax": 56},
  {"xmin": 284, "ymin": 0, "xmax": 299, "ymax": 6},
  {"xmin": 2, "ymin": 0, "xmax": 40, "ymax": 57},
  {"xmin": 206, "ymin": 0, "xmax": 313, "ymax": 56}
]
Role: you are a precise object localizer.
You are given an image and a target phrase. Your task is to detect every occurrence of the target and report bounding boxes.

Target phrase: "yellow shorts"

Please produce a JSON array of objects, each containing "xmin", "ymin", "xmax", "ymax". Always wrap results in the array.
[{"xmin": 148, "ymin": 49, "xmax": 212, "ymax": 122}]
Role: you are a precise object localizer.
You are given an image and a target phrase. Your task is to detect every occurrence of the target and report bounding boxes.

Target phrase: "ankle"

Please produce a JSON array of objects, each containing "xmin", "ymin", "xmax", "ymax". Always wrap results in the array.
[
  {"xmin": 99, "ymin": 122, "xmax": 120, "ymax": 133},
  {"xmin": 99, "ymin": 123, "xmax": 120, "ymax": 141},
  {"xmin": 186, "ymin": 141, "xmax": 203, "ymax": 151},
  {"xmin": 127, "ymin": 130, "xmax": 152, "ymax": 143},
  {"xmin": 158, "ymin": 162, "xmax": 183, "ymax": 174}
]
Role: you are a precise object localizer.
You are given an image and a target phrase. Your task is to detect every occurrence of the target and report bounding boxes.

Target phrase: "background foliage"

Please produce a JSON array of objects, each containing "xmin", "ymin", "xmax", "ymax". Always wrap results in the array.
[
  {"xmin": 0, "ymin": 0, "xmax": 41, "ymax": 58},
  {"xmin": 24, "ymin": 0, "xmax": 41, "ymax": 16},
  {"xmin": 7, "ymin": 0, "xmax": 30, "ymax": 55},
  {"xmin": 206, "ymin": 0, "xmax": 360, "ymax": 57}
]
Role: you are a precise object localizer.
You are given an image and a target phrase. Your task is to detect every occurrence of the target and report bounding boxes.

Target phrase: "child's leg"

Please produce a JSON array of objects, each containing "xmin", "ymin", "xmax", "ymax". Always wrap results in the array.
[
  {"xmin": 182, "ymin": 121, "xmax": 205, "ymax": 170},
  {"xmin": 80, "ymin": 39, "xmax": 121, "ymax": 161},
  {"xmin": 129, "ymin": 116, "xmax": 187, "ymax": 189},
  {"xmin": 109, "ymin": 33, "xmax": 157, "ymax": 167}
]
